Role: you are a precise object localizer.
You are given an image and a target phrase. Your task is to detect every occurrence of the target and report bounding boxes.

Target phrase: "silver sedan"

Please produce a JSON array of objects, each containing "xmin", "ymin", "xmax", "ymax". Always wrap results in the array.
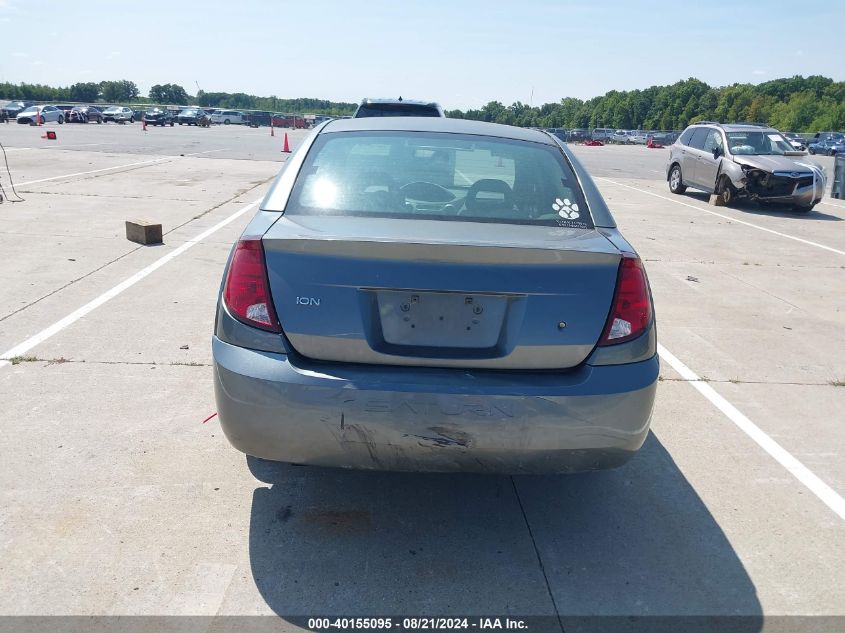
[
  {"xmin": 15, "ymin": 105, "xmax": 65, "ymax": 124},
  {"xmin": 213, "ymin": 118, "xmax": 658, "ymax": 474}
]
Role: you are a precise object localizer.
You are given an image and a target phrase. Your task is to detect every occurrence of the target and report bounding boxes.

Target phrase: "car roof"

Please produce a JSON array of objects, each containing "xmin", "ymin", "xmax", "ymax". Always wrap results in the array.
[
  {"xmin": 321, "ymin": 116, "xmax": 557, "ymax": 145},
  {"xmin": 688, "ymin": 121, "xmax": 778, "ymax": 133}
]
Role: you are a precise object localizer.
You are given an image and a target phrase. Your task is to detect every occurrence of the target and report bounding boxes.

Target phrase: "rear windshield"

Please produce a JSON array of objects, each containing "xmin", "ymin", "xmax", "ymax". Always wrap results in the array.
[
  {"xmin": 355, "ymin": 104, "xmax": 441, "ymax": 118},
  {"xmin": 286, "ymin": 131, "xmax": 593, "ymax": 229}
]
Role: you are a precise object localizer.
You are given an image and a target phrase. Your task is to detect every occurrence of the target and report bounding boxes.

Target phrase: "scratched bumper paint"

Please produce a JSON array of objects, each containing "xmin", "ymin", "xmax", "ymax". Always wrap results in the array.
[{"xmin": 212, "ymin": 336, "xmax": 658, "ymax": 474}]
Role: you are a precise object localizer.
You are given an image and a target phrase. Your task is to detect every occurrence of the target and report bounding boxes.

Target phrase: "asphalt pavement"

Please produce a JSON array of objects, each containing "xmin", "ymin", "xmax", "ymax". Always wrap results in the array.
[{"xmin": 0, "ymin": 120, "xmax": 842, "ymax": 632}]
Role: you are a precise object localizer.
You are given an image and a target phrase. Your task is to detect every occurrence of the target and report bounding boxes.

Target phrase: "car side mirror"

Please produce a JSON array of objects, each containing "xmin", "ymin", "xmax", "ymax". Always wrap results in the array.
[{"xmin": 712, "ymin": 147, "xmax": 722, "ymax": 159}]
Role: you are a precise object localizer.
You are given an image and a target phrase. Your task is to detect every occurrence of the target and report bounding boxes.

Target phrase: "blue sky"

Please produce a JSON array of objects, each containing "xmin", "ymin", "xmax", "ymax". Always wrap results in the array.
[{"xmin": 1, "ymin": 0, "xmax": 842, "ymax": 109}]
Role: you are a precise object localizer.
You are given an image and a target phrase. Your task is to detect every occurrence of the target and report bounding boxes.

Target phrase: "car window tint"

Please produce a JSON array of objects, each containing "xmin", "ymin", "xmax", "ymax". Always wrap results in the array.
[
  {"xmin": 356, "ymin": 104, "xmax": 440, "ymax": 118},
  {"xmin": 688, "ymin": 128, "xmax": 709, "ymax": 150},
  {"xmin": 678, "ymin": 128, "xmax": 695, "ymax": 146},
  {"xmin": 288, "ymin": 132, "xmax": 593, "ymax": 229}
]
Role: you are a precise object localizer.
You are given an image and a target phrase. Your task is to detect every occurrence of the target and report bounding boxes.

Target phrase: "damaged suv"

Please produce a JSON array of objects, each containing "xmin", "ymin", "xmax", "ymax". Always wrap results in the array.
[{"xmin": 667, "ymin": 122, "xmax": 825, "ymax": 212}]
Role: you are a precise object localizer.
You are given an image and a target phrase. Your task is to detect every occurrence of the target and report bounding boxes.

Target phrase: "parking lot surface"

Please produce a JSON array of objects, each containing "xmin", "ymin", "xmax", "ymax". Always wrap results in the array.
[{"xmin": 0, "ymin": 122, "xmax": 843, "ymax": 630}]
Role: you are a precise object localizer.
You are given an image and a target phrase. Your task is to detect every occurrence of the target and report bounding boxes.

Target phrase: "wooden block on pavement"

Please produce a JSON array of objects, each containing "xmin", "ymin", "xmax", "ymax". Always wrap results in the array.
[{"xmin": 125, "ymin": 219, "xmax": 163, "ymax": 245}]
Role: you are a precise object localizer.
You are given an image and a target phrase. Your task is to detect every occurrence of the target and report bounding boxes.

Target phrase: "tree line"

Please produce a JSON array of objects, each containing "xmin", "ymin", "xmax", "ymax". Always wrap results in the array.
[
  {"xmin": 2, "ymin": 75, "xmax": 843, "ymax": 131},
  {"xmin": 447, "ymin": 76, "xmax": 845, "ymax": 133}
]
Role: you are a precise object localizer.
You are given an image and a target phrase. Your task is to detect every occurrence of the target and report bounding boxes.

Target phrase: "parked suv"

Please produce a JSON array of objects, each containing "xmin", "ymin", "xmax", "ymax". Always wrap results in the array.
[
  {"xmin": 1, "ymin": 100, "xmax": 35, "ymax": 120},
  {"xmin": 667, "ymin": 122, "xmax": 825, "ymax": 211},
  {"xmin": 102, "ymin": 106, "xmax": 135, "ymax": 123},
  {"xmin": 143, "ymin": 108, "xmax": 175, "ymax": 126},
  {"xmin": 611, "ymin": 130, "xmax": 631, "ymax": 143}
]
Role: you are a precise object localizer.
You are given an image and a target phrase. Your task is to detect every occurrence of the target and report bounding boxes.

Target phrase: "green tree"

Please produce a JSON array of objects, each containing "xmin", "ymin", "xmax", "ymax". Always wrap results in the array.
[
  {"xmin": 148, "ymin": 83, "xmax": 191, "ymax": 105},
  {"xmin": 70, "ymin": 82, "xmax": 100, "ymax": 102},
  {"xmin": 100, "ymin": 80, "xmax": 139, "ymax": 102}
]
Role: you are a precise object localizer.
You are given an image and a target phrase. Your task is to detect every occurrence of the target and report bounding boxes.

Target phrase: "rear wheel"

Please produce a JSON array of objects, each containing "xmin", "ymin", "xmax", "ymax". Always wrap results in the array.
[
  {"xmin": 58, "ymin": 116, "xmax": 64, "ymax": 124},
  {"xmin": 669, "ymin": 164, "xmax": 686, "ymax": 194},
  {"xmin": 224, "ymin": 119, "xmax": 230, "ymax": 125},
  {"xmin": 170, "ymin": 120, "xmax": 174, "ymax": 126},
  {"xmin": 129, "ymin": 116, "xmax": 135, "ymax": 123},
  {"xmin": 793, "ymin": 203, "xmax": 815, "ymax": 213},
  {"xmin": 808, "ymin": 148, "xmax": 815, "ymax": 155}
]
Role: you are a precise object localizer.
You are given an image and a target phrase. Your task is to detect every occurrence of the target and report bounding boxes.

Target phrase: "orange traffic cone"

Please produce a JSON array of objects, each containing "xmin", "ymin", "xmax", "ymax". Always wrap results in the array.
[
  {"xmin": 36, "ymin": 108, "xmax": 41, "ymax": 126},
  {"xmin": 282, "ymin": 133, "xmax": 291, "ymax": 153}
]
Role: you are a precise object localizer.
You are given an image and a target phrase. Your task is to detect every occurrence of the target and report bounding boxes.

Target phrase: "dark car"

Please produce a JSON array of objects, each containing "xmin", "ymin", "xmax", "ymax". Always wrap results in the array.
[
  {"xmin": 568, "ymin": 128, "xmax": 590, "ymax": 142},
  {"xmin": 244, "ymin": 111, "xmax": 272, "ymax": 127},
  {"xmin": 1, "ymin": 100, "xmax": 35, "ymax": 121},
  {"xmin": 68, "ymin": 106, "xmax": 104, "ymax": 123},
  {"xmin": 808, "ymin": 138, "xmax": 845, "ymax": 156},
  {"xmin": 353, "ymin": 97, "xmax": 444, "ymax": 118},
  {"xmin": 143, "ymin": 108, "xmax": 175, "ymax": 126},
  {"xmin": 176, "ymin": 108, "xmax": 208, "ymax": 125},
  {"xmin": 649, "ymin": 131, "xmax": 675, "ymax": 145}
]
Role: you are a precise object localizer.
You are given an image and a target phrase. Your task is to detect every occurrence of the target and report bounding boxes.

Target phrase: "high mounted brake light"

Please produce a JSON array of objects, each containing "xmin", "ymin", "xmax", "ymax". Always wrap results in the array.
[
  {"xmin": 223, "ymin": 237, "xmax": 281, "ymax": 332},
  {"xmin": 598, "ymin": 253, "xmax": 652, "ymax": 346}
]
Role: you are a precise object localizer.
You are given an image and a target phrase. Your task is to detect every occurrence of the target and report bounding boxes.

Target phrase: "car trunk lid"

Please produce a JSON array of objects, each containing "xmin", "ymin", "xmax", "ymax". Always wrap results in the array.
[{"xmin": 262, "ymin": 216, "xmax": 621, "ymax": 369}]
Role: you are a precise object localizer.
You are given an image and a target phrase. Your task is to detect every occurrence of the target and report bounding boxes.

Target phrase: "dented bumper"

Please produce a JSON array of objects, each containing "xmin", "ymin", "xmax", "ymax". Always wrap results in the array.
[{"xmin": 212, "ymin": 337, "xmax": 658, "ymax": 474}]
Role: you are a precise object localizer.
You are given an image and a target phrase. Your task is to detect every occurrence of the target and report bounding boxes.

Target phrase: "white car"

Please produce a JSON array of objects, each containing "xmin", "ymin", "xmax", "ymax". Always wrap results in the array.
[
  {"xmin": 628, "ymin": 131, "xmax": 649, "ymax": 144},
  {"xmin": 210, "ymin": 110, "xmax": 245, "ymax": 125},
  {"xmin": 16, "ymin": 105, "xmax": 64, "ymax": 125},
  {"xmin": 611, "ymin": 130, "xmax": 631, "ymax": 143},
  {"xmin": 102, "ymin": 106, "xmax": 135, "ymax": 124}
]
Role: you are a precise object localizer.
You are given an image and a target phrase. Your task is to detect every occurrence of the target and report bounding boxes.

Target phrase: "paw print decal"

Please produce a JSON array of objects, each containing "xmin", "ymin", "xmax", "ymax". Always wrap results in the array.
[{"xmin": 552, "ymin": 198, "xmax": 580, "ymax": 219}]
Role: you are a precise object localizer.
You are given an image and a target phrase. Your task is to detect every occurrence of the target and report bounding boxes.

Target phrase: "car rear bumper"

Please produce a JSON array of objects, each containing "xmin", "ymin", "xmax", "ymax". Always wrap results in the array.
[{"xmin": 212, "ymin": 336, "xmax": 658, "ymax": 474}]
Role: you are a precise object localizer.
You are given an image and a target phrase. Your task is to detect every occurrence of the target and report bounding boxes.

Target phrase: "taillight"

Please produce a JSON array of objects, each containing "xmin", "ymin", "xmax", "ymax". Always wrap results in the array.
[
  {"xmin": 598, "ymin": 253, "xmax": 652, "ymax": 346},
  {"xmin": 223, "ymin": 237, "xmax": 281, "ymax": 332}
]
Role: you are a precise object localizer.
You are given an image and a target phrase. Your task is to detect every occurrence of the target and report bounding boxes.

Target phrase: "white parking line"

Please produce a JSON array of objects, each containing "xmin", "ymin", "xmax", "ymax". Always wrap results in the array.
[
  {"xmin": 658, "ymin": 343, "xmax": 845, "ymax": 521},
  {"xmin": 16, "ymin": 149, "xmax": 224, "ymax": 187},
  {"xmin": 818, "ymin": 199, "xmax": 845, "ymax": 210},
  {"xmin": 600, "ymin": 177, "xmax": 845, "ymax": 256},
  {"xmin": 0, "ymin": 199, "xmax": 259, "ymax": 370}
]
